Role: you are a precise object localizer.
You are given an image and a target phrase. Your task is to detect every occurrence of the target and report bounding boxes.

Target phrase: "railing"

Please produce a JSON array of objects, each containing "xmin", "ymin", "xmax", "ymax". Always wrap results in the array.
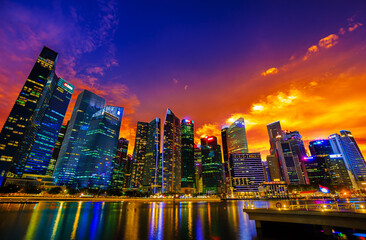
[{"xmin": 243, "ymin": 201, "xmax": 366, "ymax": 213}]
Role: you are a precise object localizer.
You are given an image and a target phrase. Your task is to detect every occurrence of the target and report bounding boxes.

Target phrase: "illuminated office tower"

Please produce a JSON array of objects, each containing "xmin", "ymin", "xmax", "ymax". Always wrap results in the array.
[
  {"xmin": 111, "ymin": 138, "xmax": 129, "ymax": 190},
  {"xmin": 0, "ymin": 47, "xmax": 58, "ymax": 185},
  {"xmin": 75, "ymin": 106, "xmax": 123, "ymax": 189},
  {"xmin": 181, "ymin": 119, "xmax": 195, "ymax": 192},
  {"xmin": 266, "ymin": 121, "xmax": 283, "ymax": 181},
  {"xmin": 306, "ymin": 139, "xmax": 352, "ymax": 188},
  {"xmin": 142, "ymin": 118, "xmax": 161, "ymax": 193},
  {"xmin": 46, "ymin": 123, "xmax": 69, "ymax": 176},
  {"xmin": 161, "ymin": 109, "xmax": 181, "ymax": 193},
  {"xmin": 304, "ymin": 140, "xmax": 332, "ymax": 186},
  {"xmin": 201, "ymin": 136, "xmax": 223, "ymax": 194},
  {"xmin": 266, "ymin": 121, "xmax": 309, "ymax": 185},
  {"xmin": 54, "ymin": 90, "xmax": 105, "ymax": 186},
  {"xmin": 131, "ymin": 121, "xmax": 148, "ymax": 188},
  {"xmin": 194, "ymin": 145, "xmax": 203, "ymax": 193},
  {"xmin": 11, "ymin": 77, "xmax": 74, "ymax": 178},
  {"xmin": 229, "ymin": 153, "xmax": 265, "ymax": 196},
  {"xmin": 227, "ymin": 118, "xmax": 248, "ymax": 154},
  {"xmin": 329, "ymin": 131, "xmax": 366, "ymax": 189},
  {"xmin": 221, "ymin": 126, "xmax": 230, "ymax": 192}
]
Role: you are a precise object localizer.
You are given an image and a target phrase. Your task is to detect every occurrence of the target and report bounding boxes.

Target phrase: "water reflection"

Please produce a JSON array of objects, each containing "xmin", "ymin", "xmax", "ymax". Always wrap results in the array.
[{"xmin": 0, "ymin": 201, "xmax": 258, "ymax": 240}]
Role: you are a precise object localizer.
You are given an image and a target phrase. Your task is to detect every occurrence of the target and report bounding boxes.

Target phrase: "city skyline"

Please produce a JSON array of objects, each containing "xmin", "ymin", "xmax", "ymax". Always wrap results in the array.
[{"xmin": 0, "ymin": 1, "xmax": 366, "ymax": 159}]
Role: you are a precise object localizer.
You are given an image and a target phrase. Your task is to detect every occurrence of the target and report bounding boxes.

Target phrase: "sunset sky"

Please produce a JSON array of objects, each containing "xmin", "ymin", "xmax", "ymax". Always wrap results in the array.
[{"xmin": 0, "ymin": 0, "xmax": 366, "ymax": 157}]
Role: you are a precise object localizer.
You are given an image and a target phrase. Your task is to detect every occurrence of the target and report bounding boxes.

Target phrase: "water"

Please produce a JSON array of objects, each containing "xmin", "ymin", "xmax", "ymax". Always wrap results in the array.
[{"xmin": 0, "ymin": 201, "xmax": 257, "ymax": 240}]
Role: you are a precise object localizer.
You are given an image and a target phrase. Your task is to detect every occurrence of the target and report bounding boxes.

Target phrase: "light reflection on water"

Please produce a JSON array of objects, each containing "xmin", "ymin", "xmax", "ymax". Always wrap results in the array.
[{"xmin": 0, "ymin": 201, "xmax": 257, "ymax": 240}]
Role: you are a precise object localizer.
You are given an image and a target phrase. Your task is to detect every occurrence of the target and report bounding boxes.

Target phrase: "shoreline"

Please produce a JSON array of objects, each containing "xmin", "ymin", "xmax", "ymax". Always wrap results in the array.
[{"xmin": 0, "ymin": 196, "xmax": 223, "ymax": 203}]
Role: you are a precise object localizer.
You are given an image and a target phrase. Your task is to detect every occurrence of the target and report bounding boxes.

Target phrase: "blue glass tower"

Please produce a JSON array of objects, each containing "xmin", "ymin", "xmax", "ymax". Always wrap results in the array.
[
  {"xmin": 11, "ymin": 77, "xmax": 74, "ymax": 177},
  {"xmin": 75, "ymin": 106, "xmax": 123, "ymax": 190},
  {"xmin": 0, "ymin": 47, "xmax": 58, "ymax": 185},
  {"xmin": 54, "ymin": 90, "xmax": 105, "ymax": 186}
]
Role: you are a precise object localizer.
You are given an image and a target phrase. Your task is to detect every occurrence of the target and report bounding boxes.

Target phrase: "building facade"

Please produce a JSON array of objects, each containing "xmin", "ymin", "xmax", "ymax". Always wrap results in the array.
[
  {"xmin": 143, "ymin": 118, "xmax": 161, "ymax": 193},
  {"xmin": 54, "ymin": 90, "xmax": 106, "ymax": 187},
  {"xmin": 201, "ymin": 136, "xmax": 223, "ymax": 194},
  {"xmin": 0, "ymin": 47, "xmax": 58, "ymax": 185},
  {"xmin": 181, "ymin": 119, "xmax": 195, "ymax": 192},
  {"xmin": 131, "ymin": 121, "xmax": 148, "ymax": 188},
  {"xmin": 161, "ymin": 109, "xmax": 181, "ymax": 193},
  {"xmin": 111, "ymin": 138, "xmax": 129, "ymax": 191},
  {"xmin": 75, "ymin": 106, "xmax": 123, "ymax": 190}
]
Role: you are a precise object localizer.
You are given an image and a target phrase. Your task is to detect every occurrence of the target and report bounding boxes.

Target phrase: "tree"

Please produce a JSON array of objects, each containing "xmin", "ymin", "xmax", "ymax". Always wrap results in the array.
[
  {"xmin": 0, "ymin": 184, "xmax": 20, "ymax": 194},
  {"xmin": 47, "ymin": 187, "xmax": 62, "ymax": 195}
]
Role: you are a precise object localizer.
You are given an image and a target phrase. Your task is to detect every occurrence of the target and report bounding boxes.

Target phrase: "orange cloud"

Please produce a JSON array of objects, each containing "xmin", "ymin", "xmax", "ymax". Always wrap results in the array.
[
  {"xmin": 303, "ymin": 45, "xmax": 319, "ymax": 60},
  {"xmin": 348, "ymin": 22, "xmax": 363, "ymax": 32},
  {"xmin": 261, "ymin": 67, "xmax": 278, "ymax": 76},
  {"xmin": 195, "ymin": 123, "xmax": 221, "ymax": 144},
  {"xmin": 318, "ymin": 34, "xmax": 339, "ymax": 49}
]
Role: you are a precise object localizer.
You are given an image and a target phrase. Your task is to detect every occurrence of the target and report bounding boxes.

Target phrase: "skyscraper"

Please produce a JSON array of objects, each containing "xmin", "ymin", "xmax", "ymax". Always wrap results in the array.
[
  {"xmin": 329, "ymin": 130, "xmax": 366, "ymax": 189},
  {"xmin": 54, "ymin": 90, "xmax": 105, "ymax": 187},
  {"xmin": 75, "ymin": 106, "xmax": 123, "ymax": 190},
  {"xmin": 266, "ymin": 121, "xmax": 283, "ymax": 182},
  {"xmin": 11, "ymin": 77, "xmax": 74, "ymax": 178},
  {"xmin": 46, "ymin": 122, "xmax": 69, "ymax": 176},
  {"xmin": 131, "ymin": 121, "xmax": 148, "ymax": 188},
  {"xmin": 266, "ymin": 121, "xmax": 309, "ymax": 185},
  {"xmin": 143, "ymin": 118, "xmax": 161, "ymax": 193},
  {"xmin": 161, "ymin": 109, "xmax": 181, "ymax": 193},
  {"xmin": 229, "ymin": 153, "xmax": 265, "ymax": 196},
  {"xmin": 111, "ymin": 138, "xmax": 129, "ymax": 191},
  {"xmin": 221, "ymin": 126, "xmax": 230, "ymax": 193},
  {"xmin": 0, "ymin": 47, "xmax": 58, "ymax": 185},
  {"xmin": 181, "ymin": 119, "xmax": 195, "ymax": 192},
  {"xmin": 201, "ymin": 136, "xmax": 223, "ymax": 194},
  {"xmin": 227, "ymin": 118, "xmax": 248, "ymax": 154},
  {"xmin": 194, "ymin": 144, "xmax": 203, "ymax": 193}
]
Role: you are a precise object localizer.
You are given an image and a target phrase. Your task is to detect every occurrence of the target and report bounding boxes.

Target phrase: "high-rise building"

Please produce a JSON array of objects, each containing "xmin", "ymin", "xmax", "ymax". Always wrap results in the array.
[
  {"xmin": 46, "ymin": 123, "xmax": 68, "ymax": 176},
  {"xmin": 11, "ymin": 77, "xmax": 74, "ymax": 178},
  {"xmin": 111, "ymin": 138, "xmax": 129, "ymax": 191},
  {"xmin": 229, "ymin": 153, "xmax": 265, "ymax": 196},
  {"xmin": 161, "ymin": 109, "xmax": 181, "ymax": 193},
  {"xmin": 266, "ymin": 121, "xmax": 309, "ymax": 185},
  {"xmin": 221, "ymin": 126, "xmax": 230, "ymax": 193},
  {"xmin": 266, "ymin": 121, "xmax": 283, "ymax": 182},
  {"xmin": 201, "ymin": 136, "xmax": 223, "ymax": 194},
  {"xmin": 306, "ymin": 139, "xmax": 352, "ymax": 189},
  {"xmin": 54, "ymin": 90, "xmax": 105, "ymax": 187},
  {"xmin": 194, "ymin": 144, "xmax": 203, "ymax": 193},
  {"xmin": 75, "ymin": 106, "xmax": 123, "ymax": 189},
  {"xmin": 227, "ymin": 118, "xmax": 248, "ymax": 154},
  {"xmin": 0, "ymin": 47, "xmax": 58, "ymax": 185},
  {"xmin": 131, "ymin": 121, "xmax": 148, "ymax": 188},
  {"xmin": 329, "ymin": 131, "xmax": 366, "ymax": 189},
  {"xmin": 142, "ymin": 118, "xmax": 161, "ymax": 193},
  {"xmin": 181, "ymin": 119, "xmax": 195, "ymax": 192}
]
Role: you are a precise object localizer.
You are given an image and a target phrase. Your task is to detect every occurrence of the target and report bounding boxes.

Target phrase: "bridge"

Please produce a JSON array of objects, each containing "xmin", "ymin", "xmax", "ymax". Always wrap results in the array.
[{"xmin": 243, "ymin": 201, "xmax": 366, "ymax": 234}]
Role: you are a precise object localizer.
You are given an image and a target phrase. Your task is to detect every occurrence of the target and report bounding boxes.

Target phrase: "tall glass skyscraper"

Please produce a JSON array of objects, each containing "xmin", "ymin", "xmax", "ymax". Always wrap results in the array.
[
  {"xmin": 329, "ymin": 130, "xmax": 366, "ymax": 189},
  {"xmin": 47, "ymin": 122, "xmax": 69, "ymax": 176},
  {"xmin": 142, "ymin": 118, "xmax": 161, "ymax": 193},
  {"xmin": 75, "ymin": 106, "xmax": 123, "ymax": 190},
  {"xmin": 227, "ymin": 118, "xmax": 248, "ymax": 154},
  {"xmin": 194, "ymin": 144, "xmax": 203, "ymax": 193},
  {"xmin": 201, "ymin": 136, "xmax": 223, "ymax": 194},
  {"xmin": 266, "ymin": 121, "xmax": 309, "ymax": 185},
  {"xmin": 181, "ymin": 119, "xmax": 195, "ymax": 191},
  {"xmin": 11, "ymin": 77, "xmax": 74, "ymax": 177},
  {"xmin": 0, "ymin": 47, "xmax": 58, "ymax": 185},
  {"xmin": 161, "ymin": 109, "xmax": 181, "ymax": 193},
  {"xmin": 131, "ymin": 121, "xmax": 148, "ymax": 188},
  {"xmin": 111, "ymin": 138, "xmax": 129, "ymax": 190},
  {"xmin": 54, "ymin": 90, "xmax": 105, "ymax": 186}
]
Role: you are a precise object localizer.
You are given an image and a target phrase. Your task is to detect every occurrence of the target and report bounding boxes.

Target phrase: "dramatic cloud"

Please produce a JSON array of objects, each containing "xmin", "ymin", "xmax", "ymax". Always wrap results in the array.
[
  {"xmin": 303, "ymin": 45, "xmax": 319, "ymax": 60},
  {"xmin": 348, "ymin": 22, "xmax": 363, "ymax": 32},
  {"xmin": 318, "ymin": 34, "xmax": 339, "ymax": 49},
  {"xmin": 261, "ymin": 67, "xmax": 278, "ymax": 76}
]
